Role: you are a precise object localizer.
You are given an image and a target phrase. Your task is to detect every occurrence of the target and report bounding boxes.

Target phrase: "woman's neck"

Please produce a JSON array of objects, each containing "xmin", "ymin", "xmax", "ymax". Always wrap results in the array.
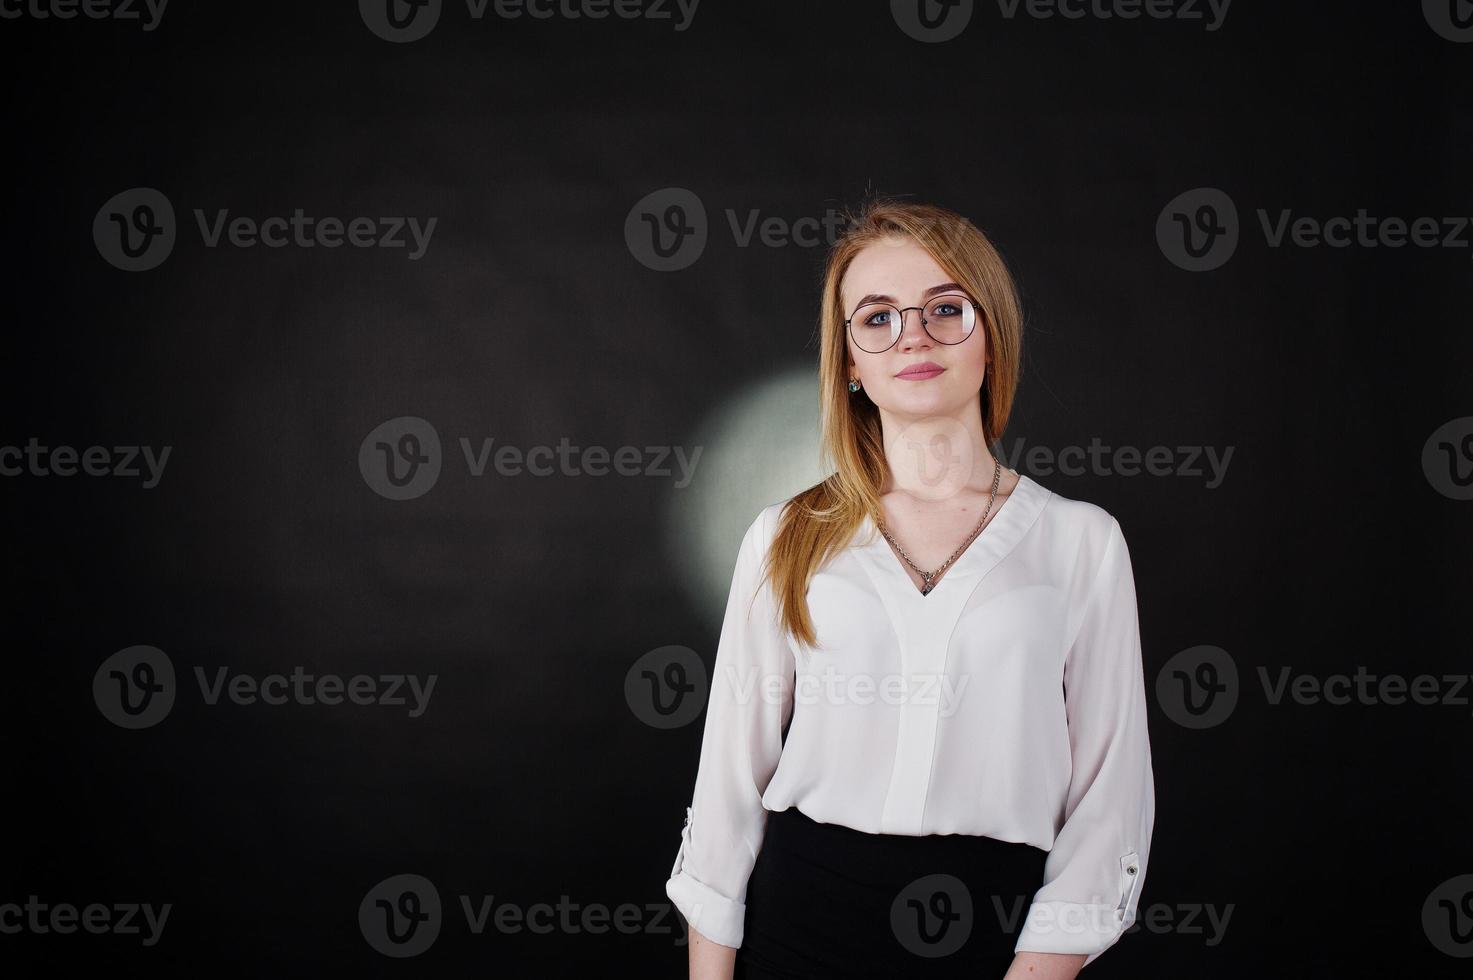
[{"xmin": 876, "ymin": 404, "xmax": 997, "ymax": 502}]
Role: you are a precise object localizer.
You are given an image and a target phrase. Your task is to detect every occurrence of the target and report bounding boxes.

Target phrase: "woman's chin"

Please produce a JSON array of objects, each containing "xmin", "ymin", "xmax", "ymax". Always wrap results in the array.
[{"xmin": 878, "ymin": 387, "xmax": 972, "ymax": 417}]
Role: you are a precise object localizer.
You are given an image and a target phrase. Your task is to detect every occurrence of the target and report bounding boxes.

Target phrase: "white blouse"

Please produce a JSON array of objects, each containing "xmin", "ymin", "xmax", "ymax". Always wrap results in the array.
[{"xmin": 665, "ymin": 473, "xmax": 1155, "ymax": 966}]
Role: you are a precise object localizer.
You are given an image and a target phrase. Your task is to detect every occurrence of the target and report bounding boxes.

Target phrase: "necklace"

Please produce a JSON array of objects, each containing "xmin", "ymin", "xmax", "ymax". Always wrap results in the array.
[{"xmin": 875, "ymin": 457, "xmax": 1004, "ymax": 596}]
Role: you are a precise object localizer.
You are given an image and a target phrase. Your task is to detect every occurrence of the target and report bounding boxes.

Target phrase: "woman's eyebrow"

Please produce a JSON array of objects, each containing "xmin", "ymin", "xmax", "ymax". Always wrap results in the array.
[{"xmin": 852, "ymin": 282, "xmax": 966, "ymax": 307}]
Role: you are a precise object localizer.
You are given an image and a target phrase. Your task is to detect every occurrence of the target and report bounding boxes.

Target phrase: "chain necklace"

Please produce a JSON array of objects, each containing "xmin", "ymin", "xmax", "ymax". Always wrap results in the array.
[{"xmin": 874, "ymin": 457, "xmax": 1004, "ymax": 596}]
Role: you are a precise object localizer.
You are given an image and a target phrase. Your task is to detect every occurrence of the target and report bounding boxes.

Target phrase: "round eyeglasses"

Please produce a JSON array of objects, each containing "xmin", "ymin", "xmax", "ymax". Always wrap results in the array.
[{"xmin": 845, "ymin": 293, "xmax": 978, "ymax": 354}]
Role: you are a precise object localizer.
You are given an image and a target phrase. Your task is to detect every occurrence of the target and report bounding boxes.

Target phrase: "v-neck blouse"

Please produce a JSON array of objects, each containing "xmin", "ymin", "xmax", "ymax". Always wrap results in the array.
[{"xmin": 665, "ymin": 474, "xmax": 1155, "ymax": 966}]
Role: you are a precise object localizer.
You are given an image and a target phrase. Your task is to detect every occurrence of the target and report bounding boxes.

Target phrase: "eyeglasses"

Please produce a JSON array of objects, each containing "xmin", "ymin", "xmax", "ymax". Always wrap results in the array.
[{"xmin": 844, "ymin": 293, "xmax": 979, "ymax": 354}]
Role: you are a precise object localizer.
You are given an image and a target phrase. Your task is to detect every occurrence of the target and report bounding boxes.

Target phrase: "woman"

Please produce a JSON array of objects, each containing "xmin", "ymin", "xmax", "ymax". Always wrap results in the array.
[{"xmin": 666, "ymin": 199, "xmax": 1155, "ymax": 979}]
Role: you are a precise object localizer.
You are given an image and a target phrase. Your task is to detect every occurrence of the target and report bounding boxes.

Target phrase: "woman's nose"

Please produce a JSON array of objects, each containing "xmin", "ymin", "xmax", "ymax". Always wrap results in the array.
[{"xmin": 897, "ymin": 308, "xmax": 932, "ymax": 348}]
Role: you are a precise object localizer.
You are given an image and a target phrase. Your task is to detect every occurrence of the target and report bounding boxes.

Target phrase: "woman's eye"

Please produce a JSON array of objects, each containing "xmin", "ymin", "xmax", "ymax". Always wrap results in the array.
[{"xmin": 932, "ymin": 303, "xmax": 960, "ymax": 317}]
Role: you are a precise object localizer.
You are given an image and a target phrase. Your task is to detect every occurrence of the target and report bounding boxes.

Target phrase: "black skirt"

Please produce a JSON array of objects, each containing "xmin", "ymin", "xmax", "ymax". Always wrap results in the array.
[{"xmin": 734, "ymin": 804, "xmax": 1049, "ymax": 979}]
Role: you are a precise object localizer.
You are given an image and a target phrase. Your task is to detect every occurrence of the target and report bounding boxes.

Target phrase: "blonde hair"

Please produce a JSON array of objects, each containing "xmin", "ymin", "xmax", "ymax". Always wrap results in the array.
[{"xmin": 756, "ymin": 197, "xmax": 1024, "ymax": 649}]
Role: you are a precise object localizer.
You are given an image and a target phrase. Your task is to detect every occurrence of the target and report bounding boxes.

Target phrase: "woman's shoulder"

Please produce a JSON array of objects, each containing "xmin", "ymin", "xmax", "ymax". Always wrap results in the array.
[
  {"xmin": 1023, "ymin": 472, "xmax": 1123, "ymax": 541},
  {"xmin": 740, "ymin": 489, "xmax": 836, "ymax": 561},
  {"xmin": 734, "ymin": 498, "xmax": 792, "ymax": 556}
]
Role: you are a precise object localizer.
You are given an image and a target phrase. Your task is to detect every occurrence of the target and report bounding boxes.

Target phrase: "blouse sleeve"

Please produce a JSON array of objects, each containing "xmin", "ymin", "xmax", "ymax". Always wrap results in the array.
[
  {"xmin": 1015, "ymin": 515, "xmax": 1156, "ymax": 966},
  {"xmin": 664, "ymin": 506, "xmax": 795, "ymax": 949}
]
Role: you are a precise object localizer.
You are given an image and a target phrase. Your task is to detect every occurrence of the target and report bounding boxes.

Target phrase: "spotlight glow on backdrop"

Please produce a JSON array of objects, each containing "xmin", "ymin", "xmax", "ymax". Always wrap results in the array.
[{"xmin": 663, "ymin": 365, "xmax": 827, "ymax": 626}]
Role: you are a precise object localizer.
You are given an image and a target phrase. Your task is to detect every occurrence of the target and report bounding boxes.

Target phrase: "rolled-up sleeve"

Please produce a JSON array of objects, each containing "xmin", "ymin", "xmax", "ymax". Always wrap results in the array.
[
  {"xmin": 1016, "ymin": 515, "xmax": 1156, "ymax": 966},
  {"xmin": 665, "ymin": 506, "xmax": 795, "ymax": 949}
]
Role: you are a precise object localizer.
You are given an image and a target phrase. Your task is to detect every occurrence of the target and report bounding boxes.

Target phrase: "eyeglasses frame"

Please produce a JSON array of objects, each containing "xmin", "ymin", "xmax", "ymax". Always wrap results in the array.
[{"xmin": 843, "ymin": 291, "xmax": 982, "ymax": 354}]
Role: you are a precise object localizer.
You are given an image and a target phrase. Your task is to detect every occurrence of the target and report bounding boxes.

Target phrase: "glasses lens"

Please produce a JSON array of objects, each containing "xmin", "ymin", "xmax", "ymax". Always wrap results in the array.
[
  {"xmin": 923, "ymin": 295, "xmax": 976, "ymax": 344},
  {"xmin": 849, "ymin": 303, "xmax": 902, "ymax": 353}
]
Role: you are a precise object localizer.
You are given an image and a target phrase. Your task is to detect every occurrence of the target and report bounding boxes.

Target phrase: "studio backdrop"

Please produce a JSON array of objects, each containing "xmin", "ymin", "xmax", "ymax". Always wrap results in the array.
[{"xmin": 2, "ymin": 1, "xmax": 1470, "ymax": 976}]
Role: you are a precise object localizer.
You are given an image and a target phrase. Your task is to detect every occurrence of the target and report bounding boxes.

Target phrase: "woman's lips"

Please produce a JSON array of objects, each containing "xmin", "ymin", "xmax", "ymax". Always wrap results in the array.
[{"xmin": 895, "ymin": 365, "xmax": 945, "ymax": 381}]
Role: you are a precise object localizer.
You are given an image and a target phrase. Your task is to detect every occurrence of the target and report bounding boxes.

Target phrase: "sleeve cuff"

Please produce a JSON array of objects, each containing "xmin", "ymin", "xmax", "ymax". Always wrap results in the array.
[
  {"xmin": 665, "ymin": 871, "xmax": 745, "ymax": 948},
  {"xmin": 1013, "ymin": 900, "xmax": 1128, "ymax": 962},
  {"xmin": 665, "ymin": 806, "xmax": 746, "ymax": 948}
]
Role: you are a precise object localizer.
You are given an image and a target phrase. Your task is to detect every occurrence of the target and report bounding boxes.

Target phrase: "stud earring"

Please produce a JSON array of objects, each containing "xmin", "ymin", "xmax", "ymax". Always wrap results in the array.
[{"xmin": 847, "ymin": 379, "xmax": 861, "ymax": 393}]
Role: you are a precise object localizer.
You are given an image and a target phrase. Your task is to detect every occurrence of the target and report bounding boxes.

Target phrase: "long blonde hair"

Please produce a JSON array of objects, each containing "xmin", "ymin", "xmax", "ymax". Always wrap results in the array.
[{"xmin": 757, "ymin": 197, "xmax": 1024, "ymax": 649}]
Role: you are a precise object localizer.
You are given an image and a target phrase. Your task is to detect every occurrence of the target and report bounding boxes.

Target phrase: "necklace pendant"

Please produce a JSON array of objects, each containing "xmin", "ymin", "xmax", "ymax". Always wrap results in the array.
[{"xmin": 920, "ymin": 575, "xmax": 935, "ymax": 595}]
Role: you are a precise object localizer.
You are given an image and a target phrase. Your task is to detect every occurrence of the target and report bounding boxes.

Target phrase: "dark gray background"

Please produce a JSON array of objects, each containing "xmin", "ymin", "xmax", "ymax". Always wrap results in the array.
[{"xmin": 2, "ymin": 0, "xmax": 1471, "ymax": 975}]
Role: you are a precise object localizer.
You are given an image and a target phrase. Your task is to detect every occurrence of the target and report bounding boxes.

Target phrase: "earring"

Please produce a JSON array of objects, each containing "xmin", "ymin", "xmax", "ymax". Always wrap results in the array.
[{"xmin": 847, "ymin": 379, "xmax": 861, "ymax": 393}]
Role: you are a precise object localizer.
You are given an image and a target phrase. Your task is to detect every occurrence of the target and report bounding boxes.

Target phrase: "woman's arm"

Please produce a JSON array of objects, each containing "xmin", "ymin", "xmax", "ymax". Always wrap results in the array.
[
  {"xmin": 686, "ymin": 924, "xmax": 739, "ymax": 980},
  {"xmin": 1004, "ymin": 951, "xmax": 1089, "ymax": 980},
  {"xmin": 1013, "ymin": 514, "xmax": 1156, "ymax": 966},
  {"xmin": 665, "ymin": 505, "xmax": 795, "ymax": 970}
]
